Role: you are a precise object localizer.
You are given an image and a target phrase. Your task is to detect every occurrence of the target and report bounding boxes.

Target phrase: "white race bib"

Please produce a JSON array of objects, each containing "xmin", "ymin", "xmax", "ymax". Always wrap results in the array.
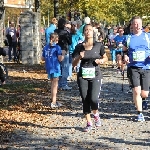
[
  {"xmin": 82, "ymin": 67, "xmax": 95, "ymax": 78},
  {"xmin": 133, "ymin": 51, "xmax": 145, "ymax": 61}
]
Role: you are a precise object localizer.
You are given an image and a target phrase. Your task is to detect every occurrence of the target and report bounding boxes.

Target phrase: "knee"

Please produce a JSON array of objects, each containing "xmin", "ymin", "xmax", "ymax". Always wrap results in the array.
[
  {"xmin": 133, "ymin": 87, "xmax": 141, "ymax": 96},
  {"xmin": 141, "ymin": 91, "xmax": 149, "ymax": 98}
]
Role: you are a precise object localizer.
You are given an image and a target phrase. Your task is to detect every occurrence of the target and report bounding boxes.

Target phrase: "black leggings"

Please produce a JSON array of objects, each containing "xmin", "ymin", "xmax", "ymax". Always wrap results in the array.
[{"xmin": 77, "ymin": 77, "xmax": 102, "ymax": 115}]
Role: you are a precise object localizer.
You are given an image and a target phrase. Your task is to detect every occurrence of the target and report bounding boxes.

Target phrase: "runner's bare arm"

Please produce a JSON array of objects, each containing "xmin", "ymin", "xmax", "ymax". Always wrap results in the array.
[
  {"xmin": 122, "ymin": 45, "xmax": 127, "ymax": 51},
  {"xmin": 72, "ymin": 55, "xmax": 82, "ymax": 67}
]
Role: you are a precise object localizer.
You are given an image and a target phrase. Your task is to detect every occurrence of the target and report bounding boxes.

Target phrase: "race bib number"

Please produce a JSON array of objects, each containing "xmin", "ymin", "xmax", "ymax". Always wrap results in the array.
[
  {"xmin": 133, "ymin": 51, "xmax": 145, "ymax": 61},
  {"xmin": 82, "ymin": 67, "xmax": 95, "ymax": 78}
]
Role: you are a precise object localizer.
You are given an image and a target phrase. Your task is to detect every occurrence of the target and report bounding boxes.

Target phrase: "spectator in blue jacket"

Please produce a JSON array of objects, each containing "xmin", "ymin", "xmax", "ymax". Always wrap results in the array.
[
  {"xmin": 45, "ymin": 18, "xmax": 57, "ymax": 45},
  {"xmin": 68, "ymin": 21, "xmax": 84, "ymax": 79}
]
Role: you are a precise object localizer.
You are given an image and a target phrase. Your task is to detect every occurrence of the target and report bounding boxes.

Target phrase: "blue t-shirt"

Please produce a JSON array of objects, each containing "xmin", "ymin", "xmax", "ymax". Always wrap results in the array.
[
  {"xmin": 114, "ymin": 35, "xmax": 126, "ymax": 46},
  {"xmin": 42, "ymin": 44, "xmax": 62, "ymax": 74},
  {"xmin": 123, "ymin": 32, "xmax": 150, "ymax": 69}
]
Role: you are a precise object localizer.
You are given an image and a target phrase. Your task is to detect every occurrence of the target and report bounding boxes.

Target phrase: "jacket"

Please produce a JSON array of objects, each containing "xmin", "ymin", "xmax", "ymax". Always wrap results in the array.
[{"xmin": 54, "ymin": 29, "xmax": 72, "ymax": 52}]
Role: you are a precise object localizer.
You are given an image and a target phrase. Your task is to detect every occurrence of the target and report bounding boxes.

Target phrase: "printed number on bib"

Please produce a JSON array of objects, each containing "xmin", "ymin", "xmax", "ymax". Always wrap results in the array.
[
  {"xmin": 133, "ymin": 51, "xmax": 145, "ymax": 62},
  {"xmin": 82, "ymin": 67, "xmax": 95, "ymax": 78}
]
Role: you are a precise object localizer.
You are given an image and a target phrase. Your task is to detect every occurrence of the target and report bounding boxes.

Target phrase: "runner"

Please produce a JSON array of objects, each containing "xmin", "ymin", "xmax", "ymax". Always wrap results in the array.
[
  {"xmin": 123, "ymin": 16, "xmax": 150, "ymax": 121},
  {"xmin": 114, "ymin": 27, "xmax": 126, "ymax": 74},
  {"xmin": 72, "ymin": 24, "xmax": 108, "ymax": 131},
  {"xmin": 108, "ymin": 26, "xmax": 119, "ymax": 68}
]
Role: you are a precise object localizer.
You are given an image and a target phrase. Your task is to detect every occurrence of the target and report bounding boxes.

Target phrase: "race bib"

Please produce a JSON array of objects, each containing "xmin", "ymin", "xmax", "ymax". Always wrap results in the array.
[
  {"xmin": 82, "ymin": 67, "xmax": 95, "ymax": 78},
  {"xmin": 133, "ymin": 51, "xmax": 145, "ymax": 61}
]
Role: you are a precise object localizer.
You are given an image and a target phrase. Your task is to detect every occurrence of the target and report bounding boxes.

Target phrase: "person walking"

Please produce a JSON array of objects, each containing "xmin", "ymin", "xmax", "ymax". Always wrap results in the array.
[
  {"xmin": 72, "ymin": 24, "xmax": 108, "ymax": 132},
  {"xmin": 41, "ymin": 33, "xmax": 65, "ymax": 108},
  {"xmin": 6, "ymin": 22, "xmax": 17, "ymax": 62},
  {"xmin": 45, "ymin": 18, "xmax": 57, "ymax": 45},
  {"xmin": 123, "ymin": 16, "xmax": 150, "ymax": 121}
]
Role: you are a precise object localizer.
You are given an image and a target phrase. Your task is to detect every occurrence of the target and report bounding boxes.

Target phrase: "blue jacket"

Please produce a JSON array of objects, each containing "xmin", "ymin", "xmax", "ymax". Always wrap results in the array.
[
  {"xmin": 45, "ymin": 24, "xmax": 56, "ymax": 45},
  {"xmin": 69, "ymin": 31, "xmax": 84, "ymax": 54}
]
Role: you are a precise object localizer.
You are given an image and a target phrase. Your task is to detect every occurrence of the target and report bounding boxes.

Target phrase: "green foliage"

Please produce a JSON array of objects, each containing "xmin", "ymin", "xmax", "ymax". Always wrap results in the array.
[{"xmin": 4, "ymin": 0, "xmax": 150, "ymax": 27}]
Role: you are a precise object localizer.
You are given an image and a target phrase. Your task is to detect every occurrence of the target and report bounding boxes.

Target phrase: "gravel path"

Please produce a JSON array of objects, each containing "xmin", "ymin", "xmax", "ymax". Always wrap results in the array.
[{"xmin": 0, "ymin": 66, "xmax": 150, "ymax": 150}]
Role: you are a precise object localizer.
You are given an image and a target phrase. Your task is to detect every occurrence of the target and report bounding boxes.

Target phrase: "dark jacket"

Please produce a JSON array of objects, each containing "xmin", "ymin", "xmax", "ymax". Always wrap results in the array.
[
  {"xmin": 55, "ymin": 29, "xmax": 72, "ymax": 52},
  {"xmin": 54, "ymin": 18, "xmax": 72, "ymax": 52}
]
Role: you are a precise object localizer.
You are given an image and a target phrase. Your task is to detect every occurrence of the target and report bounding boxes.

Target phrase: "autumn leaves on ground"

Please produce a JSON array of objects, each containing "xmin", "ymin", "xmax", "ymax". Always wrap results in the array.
[{"xmin": 0, "ymin": 63, "xmax": 75, "ymax": 145}]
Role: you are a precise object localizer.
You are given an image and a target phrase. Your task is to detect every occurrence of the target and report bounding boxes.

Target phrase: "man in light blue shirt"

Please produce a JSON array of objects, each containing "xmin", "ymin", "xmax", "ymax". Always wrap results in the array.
[{"xmin": 123, "ymin": 16, "xmax": 150, "ymax": 122}]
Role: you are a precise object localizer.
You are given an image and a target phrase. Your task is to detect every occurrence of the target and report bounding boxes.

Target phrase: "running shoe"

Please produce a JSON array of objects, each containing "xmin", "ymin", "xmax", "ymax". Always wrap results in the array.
[
  {"xmin": 83, "ymin": 122, "xmax": 93, "ymax": 132},
  {"xmin": 94, "ymin": 115, "xmax": 101, "ymax": 127},
  {"xmin": 51, "ymin": 102, "xmax": 62, "ymax": 109},
  {"xmin": 137, "ymin": 113, "xmax": 145, "ymax": 122}
]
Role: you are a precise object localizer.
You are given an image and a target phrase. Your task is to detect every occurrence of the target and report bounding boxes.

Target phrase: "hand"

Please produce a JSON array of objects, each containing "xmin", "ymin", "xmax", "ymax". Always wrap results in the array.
[
  {"xmin": 62, "ymin": 50, "xmax": 66, "ymax": 56},
  {"xmin": 95, "ymin": 59, "xmax": 103, "ymax": 64},
  {"xmin": 124, "ymin": 55, "xmax": 130, "ymax": 64},
  {"xmin": 80, "ymin": 51, "xmax": 85, "ymax": 58}
]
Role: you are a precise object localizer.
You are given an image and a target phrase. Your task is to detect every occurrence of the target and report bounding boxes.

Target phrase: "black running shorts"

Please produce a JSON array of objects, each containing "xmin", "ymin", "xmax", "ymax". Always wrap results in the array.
[{"xmin": 128, "ymin": 66, "xmax": 150, "ymax": 91}]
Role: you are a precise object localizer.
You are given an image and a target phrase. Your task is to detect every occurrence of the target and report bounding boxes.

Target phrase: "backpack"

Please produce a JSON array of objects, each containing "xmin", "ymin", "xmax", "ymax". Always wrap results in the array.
[{"xmin": 127, "ymin": 33, "xmax": 150, "ymax": 49}]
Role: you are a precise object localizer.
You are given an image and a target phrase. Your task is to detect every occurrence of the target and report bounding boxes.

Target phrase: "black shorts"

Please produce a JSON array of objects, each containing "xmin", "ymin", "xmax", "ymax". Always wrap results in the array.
[
  {"xmin": 127, "ymin": 67, "xmax": 130, "ymax": 78},
  {"xmin": 128, "ymin": 66, "xmax": 150, "ymax": 91}
]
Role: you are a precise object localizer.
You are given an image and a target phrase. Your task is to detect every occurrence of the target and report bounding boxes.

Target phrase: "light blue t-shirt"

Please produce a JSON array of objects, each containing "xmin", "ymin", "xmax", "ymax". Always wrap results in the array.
[
  {"xmin": 42, "ymin": 44, "xmax": 62, "ymax": 74},
  {"xmin": 69, "ymin": 31, "xmax": 84, "ymax": 54},
  {"xmin": 45, "ymin": 24, "xmax": 56, "ymax": 45},
  {"xmin": 124, "ymin": 32, "xmax": 150, "ymax": 69}
]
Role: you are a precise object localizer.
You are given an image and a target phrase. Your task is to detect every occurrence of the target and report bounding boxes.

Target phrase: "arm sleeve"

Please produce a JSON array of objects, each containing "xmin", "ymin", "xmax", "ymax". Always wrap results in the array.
[{"xmin": 100, "ymin": 44, "xmax": 105, "ymax": 56}]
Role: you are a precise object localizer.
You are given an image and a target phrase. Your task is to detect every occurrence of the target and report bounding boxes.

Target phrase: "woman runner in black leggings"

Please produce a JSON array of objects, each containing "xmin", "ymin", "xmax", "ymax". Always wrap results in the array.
[{"xmin": 72, "ymin": 24, "xmax": 108, "ymax": 132}]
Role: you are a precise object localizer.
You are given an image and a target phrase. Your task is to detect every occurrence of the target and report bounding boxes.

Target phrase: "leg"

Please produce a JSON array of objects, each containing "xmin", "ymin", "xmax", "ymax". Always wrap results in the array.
[
  {"xmin": 127, "ymin": 67, "xmax": 132, "ymax": 93},
  {"xmin": 77, "ymin": 77, "xmax": 90, "ymax": 116},
  {"xmin": 68, "ymin": 53, "xmax": 72, "ymax": 78},
  {"xmin": 59, "ymin": 54, "xmax": 70, "ymax": 89},
  {"xmin": 77, "ymin": 77, "xmax": 92, "ymax": 127},
  {"xmin": 140, "ymin": 70, "xmax": 150, "ymax": 110},
  {"xmin": 12, "ymin": 42, "xmax": 17, "ymax": 60},
  {"xmin": 8, "ymin": 46, "xmax": 12, "ymax": 61},
  {"xmin": 51, "ymin": 78, "xmax": 59, "ymax": 104},
  {"xmin": 133, "ymin": 86, "xmax": 142, "ymax": 111},
  {"xmin": 112, "ymin": 49, "xmax": 116, "ymax": 65},
  {"xmin": 117, "ymin": 54, "xmax": 122, "ymax": 68},
  {"xmin": 89, "ymin": 78, "xmax": 102, "ymax": 126},
  {"xmin": 129, "ymin": 67, "xmax": 145, "ymax": 121}
]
